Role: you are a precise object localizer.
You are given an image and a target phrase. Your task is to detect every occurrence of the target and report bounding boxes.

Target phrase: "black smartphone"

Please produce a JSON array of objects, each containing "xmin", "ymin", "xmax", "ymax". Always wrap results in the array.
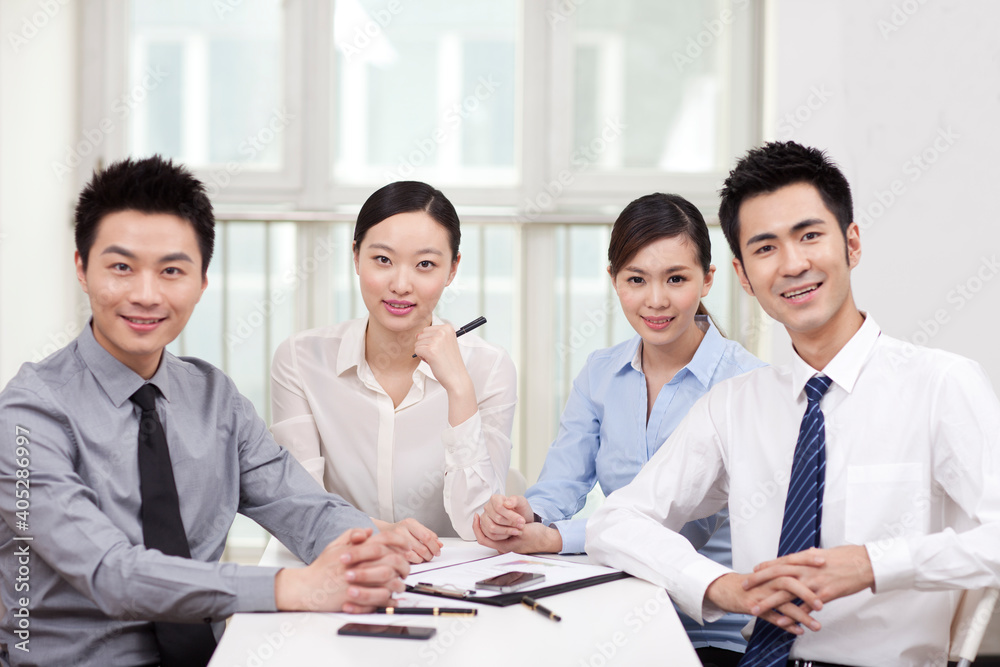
[
  {"xmin": 337, "ymin": 623, "xmax": 437, "ymax": 640},
  {"xmin": 474, "ymin": 571, "xmax": 545, "ymax": 593}
]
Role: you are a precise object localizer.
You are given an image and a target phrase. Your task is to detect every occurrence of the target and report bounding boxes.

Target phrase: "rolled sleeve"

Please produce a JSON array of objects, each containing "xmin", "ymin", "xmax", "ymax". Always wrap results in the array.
[{"xmin": 553, "ymin": 518, "xmax": 587, "ymax": 555}]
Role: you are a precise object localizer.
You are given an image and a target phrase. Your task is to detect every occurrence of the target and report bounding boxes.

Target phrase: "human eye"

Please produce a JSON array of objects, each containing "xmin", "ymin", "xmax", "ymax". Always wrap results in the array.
[
  {"xmin": 111, "ymin": 262, "xmax": 131, "ymax": 272},
  {"xmin": 626, "ymin": 276, "xmax": 645, "ymax": 285},
  {"xmin": 753, "ymin": 244, "xmax": 775, "ymax": 255},
  {"xmin": 667, "ymin": 275, "xmax": 688, "ymax": 284},
  {"xmin": 802, "ymin": 231, "xmax": 821, "ymax": 241},
  {"xmin": 417, "ymin": 260, "xmax": 437, "ymax": 269},
  {"xmin": 163, "ymin": 267, "xmax": 184, "ymax": 276},
  {"xmin": 373, "ymin": 255, "xmax": 391, "ymax": 265}
]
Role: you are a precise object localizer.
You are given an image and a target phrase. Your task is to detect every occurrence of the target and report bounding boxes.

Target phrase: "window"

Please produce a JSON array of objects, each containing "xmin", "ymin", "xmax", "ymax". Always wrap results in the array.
[{"xmin": 80, "ymin": 2, "xmax": 763, "ymax": 540}]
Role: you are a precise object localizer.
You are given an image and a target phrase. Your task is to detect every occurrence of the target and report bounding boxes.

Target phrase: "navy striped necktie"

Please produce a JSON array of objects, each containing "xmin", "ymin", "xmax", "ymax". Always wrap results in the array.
[{"xmin": 740, "ymin": 375, "xmax": 833, "ymax": 667}]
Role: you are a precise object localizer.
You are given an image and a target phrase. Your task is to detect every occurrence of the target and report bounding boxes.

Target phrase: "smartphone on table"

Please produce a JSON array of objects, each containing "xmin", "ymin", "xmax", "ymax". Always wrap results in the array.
[
  {"xmin": 474, "ymin": 571, "xmax": 545, "ymax": 593},
  {"xmin": 337, "ymin": 623, "xmax": 436, "ymax": 640}
]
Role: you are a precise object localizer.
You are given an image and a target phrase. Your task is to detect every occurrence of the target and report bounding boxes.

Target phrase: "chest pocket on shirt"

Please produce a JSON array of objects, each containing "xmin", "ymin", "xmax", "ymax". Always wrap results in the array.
[{"xmin": 844, "ymin": 462, "xmax": 928, "ymax": 545}]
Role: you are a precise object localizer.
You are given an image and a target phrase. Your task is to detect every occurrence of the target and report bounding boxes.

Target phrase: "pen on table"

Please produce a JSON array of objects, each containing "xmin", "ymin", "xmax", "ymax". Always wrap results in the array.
[
  {"xmin": 409, "ymin": 582, "xmax": 477, "ymax": 598},
  {"xmin": 375, "ymin": 607, "xmax": 478, "ymax": 617},
  {"xmin": 412, "ymin": 316, "xmax": 488, "ymax": 357},
  {"xmin": 521, "ymin": 596, "xmax": 561, "ymax": 622}
]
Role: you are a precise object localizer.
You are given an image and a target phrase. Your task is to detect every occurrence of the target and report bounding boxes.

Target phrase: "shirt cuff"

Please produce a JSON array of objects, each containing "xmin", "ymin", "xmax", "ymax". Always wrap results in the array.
[
  {"xmin": 865, "ymin": 537, "xmax": 915, "ymax": 593},
  {"xmin": 679, "ymin": 559, "xmax": 734, "ymax": 624},
  {"xmin": 441, "ymin": 411, "xmax": 483, "ymax": 469},
  {"xmin": 552, "ymin": 518, "xmax": 586, "ymax": 554},
  {"xmin": 234, "ymin": 565, "xmax": 282, "ymax": 613}
]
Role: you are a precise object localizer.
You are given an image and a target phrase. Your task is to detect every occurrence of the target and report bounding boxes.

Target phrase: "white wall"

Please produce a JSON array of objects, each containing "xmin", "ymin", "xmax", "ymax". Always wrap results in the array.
[
  {"xmin": 769, "ymin": 0, "xmax": 1000, "ymax": 654},
  {"xmin": 0, "ymin": 0, "xmax": 80, "ymax": 386},
  {"xmin": 766, "ymin": 0, "xmax": 1000, "ymax": 395}
]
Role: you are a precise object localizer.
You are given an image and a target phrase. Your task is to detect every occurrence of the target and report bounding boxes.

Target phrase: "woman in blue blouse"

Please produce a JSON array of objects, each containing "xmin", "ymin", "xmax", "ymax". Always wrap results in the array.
[{"xmin": 473, "ymin": 192, "xmax": 764, "ymax": 666}]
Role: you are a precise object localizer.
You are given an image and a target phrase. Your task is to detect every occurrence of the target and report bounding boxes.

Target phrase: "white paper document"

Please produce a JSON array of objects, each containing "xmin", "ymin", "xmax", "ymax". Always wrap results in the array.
[{"xmin": 406, "ymin": 551, "xmax": 622, "ymax": 599}]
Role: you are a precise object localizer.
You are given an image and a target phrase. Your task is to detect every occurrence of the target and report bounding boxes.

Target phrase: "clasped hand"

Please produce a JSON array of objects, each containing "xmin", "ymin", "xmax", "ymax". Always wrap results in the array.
[
  {"xmin": 471, "ymin": 494, "xmax": 562, "ymax": 554},
  {"xmin": 274, "ymin": 528, "xmax": 411, "ymax": 614},
  {"xmin": 706, "ymin": 545, "xmax": 874, "ymax": 635}
]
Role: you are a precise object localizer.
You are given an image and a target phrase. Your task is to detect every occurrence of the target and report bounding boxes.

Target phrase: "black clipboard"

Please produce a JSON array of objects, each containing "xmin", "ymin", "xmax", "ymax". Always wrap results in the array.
[{"xmin": 405, "ymin": 554, "xmax": 631, "ymax": 607}]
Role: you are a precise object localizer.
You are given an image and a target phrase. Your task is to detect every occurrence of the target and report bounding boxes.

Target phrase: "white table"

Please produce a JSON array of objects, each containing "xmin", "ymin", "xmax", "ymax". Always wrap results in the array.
[{"xmin": 209, "ymin": 538, "xmax": 700, "ymax": 667}]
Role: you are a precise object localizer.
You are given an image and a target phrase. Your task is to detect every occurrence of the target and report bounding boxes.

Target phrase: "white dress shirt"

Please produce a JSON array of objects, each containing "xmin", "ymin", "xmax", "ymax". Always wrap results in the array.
[
  {"xmin": 270, "ymin": 317, "xmax": 517, "ymax": 539},
  {"xmin": 587, "ymin": 314, "xmax": 1000, "ymax": 666}
]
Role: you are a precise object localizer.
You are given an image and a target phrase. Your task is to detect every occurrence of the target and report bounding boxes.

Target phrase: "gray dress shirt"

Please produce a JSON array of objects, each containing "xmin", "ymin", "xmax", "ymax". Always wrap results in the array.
[{"xmin": 0, "ymin": 322, "xmax": 374, "ymax": 666}]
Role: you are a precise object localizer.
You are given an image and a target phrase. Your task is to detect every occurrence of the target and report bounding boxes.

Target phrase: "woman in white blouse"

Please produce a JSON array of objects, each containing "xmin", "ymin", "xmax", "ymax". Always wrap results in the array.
[{"xmin": 270, "ymin": 181, "xmax": 517, "ymax": 549}]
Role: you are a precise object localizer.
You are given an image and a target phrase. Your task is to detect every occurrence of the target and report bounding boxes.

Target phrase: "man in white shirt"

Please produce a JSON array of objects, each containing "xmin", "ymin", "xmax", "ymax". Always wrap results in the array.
[{"xmin": 586, "ymin": 141, "xmax": 1000, "ymax": 667}]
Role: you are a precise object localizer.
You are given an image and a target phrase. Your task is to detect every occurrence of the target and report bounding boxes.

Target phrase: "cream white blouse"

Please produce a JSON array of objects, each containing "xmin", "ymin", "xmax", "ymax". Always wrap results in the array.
[{"xmin": 270, "ymin": 316, "xmax": 517, "ymax": 539}]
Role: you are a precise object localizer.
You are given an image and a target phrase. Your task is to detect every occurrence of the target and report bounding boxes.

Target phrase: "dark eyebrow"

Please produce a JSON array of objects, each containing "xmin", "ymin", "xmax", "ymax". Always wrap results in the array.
[
  {"xmin": 159, "ymin": 252, "xmax": 195, "ymax": 264},
  {"xmin": 367, "ymin": 242, "xmax": 443, "ymax": 257},
  {"xmin": 100, "ymin": 246, "xmax": 194, "ymax": 264},
  {"xmin": 791, "ymin": 218, "xmax": 826, "ymax": 233},
  {"xmin": 101, "ymin": 245, "xmax": 136, "ymax": 259},
  {"xmin": 744, "ymin": 232, "xmax": 777, "ymax": 248},
  {"xmin": 622, "ymin": 266, "xmax": 647, "ymax": 275},
  {"xmin": 744, "ymin": 218, "xmax": 827, "ymax": 248}
]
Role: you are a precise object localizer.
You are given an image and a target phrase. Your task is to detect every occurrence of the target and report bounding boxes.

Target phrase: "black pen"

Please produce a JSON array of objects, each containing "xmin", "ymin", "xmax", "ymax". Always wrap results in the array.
[
  {"xmin": 375, "ymin": 607, "xmax": 477, "ymax": 617},
  {"xmin": 412, "ymin": 316, "xmax": 488, "ymax": 358},
  {"xmin": 520, "ymin": 595, "xmax": 561, "ymax": 622}
]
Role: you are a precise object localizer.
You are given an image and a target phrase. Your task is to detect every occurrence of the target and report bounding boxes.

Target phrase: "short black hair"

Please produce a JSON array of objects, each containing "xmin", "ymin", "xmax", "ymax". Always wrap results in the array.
[
  {"xmin": 74, "ymin": 155, "xmax": 215, "ymax": 275},
  {"xmin": 353, "ymin": 181, "xmax": 460, "ymax": 261},
  {"xmin": 718, "ymin": 141, "xmax": 853, "ymax": 262}
]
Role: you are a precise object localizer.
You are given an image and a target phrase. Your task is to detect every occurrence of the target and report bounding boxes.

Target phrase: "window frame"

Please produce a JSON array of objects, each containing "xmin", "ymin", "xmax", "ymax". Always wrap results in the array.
[{"xmin": 81, "ymin": 0, "xmax": 763, "ymax": 212}]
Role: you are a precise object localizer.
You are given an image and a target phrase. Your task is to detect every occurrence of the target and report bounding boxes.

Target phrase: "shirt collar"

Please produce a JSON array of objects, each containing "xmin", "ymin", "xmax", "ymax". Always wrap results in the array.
[
  {"xmin": 621, "ymin": 315, "xmax": 720, "ymax": 388},
  {"xmin": 77, "ymin": 319, "xmax": 172, "ymax": 408},
  {"xmin": 336, "ymin": 314, "xmax": 443, "ymax": 382},
  {"xmin": 790, "ymin": 311, "xmax": 881, "ymax": 400}
]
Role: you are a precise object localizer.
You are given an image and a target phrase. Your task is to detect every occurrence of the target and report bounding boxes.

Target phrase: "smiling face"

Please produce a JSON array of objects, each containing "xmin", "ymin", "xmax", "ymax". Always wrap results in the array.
[
  {"xmin": 75, "ymin": 210, "xmax": 208, "ymax": 379},
  {"xmin": 734, "ymin": 181, "xmax": 861, "ymax": 345},
  {"xmin": 353, "ymin": 210, "xmax": 459, "ymax": 337},
  {"xmin": 611, "ymin": 235, "xmax": 714, "ymax": 356}
]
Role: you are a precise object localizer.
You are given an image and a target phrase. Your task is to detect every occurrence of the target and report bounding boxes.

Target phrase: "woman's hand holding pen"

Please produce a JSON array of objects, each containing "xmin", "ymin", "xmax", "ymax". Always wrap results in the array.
[
  {"xmin": 414, "ymin": 323, "xmax": 477, "ymax": 427},
  {"xmin": 479, "ymin": 493, "xmax": 535, "ymax": 540}
]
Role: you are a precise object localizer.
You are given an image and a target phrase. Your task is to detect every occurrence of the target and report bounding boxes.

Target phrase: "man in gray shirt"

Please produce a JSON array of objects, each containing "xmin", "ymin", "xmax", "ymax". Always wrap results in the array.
[{"xmin": 0, "ymin": 156, "xmax": 413, "ymax": 666}]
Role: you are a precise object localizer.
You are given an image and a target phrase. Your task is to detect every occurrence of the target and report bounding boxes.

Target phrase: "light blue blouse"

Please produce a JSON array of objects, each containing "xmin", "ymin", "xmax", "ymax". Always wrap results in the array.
[{"xmin": 526, "ymin": 316, "xmax": 764, "ymax": 651}]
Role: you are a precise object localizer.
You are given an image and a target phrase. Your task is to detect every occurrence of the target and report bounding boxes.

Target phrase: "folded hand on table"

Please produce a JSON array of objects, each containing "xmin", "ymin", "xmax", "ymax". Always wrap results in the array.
[
  {"xmin": 274, "ymin": 528, "xmax": 411, "ymax": 613},
  {"xmin": 373, "ymin": 517, "xmax": 443, "ymax": 564}
]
